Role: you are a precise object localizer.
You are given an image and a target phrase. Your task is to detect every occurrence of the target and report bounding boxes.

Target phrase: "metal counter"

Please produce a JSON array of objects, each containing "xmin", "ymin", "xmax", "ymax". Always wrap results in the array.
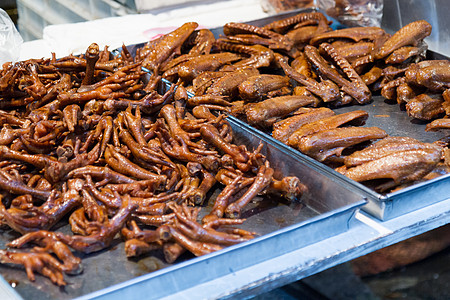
[
  {"xmin": 207, "ymin": 9, "xmax": 450, "ymax": 221},
  {"xmin": 1, "ymin": 7, "xmax": 450, "ymax": 300},
  {"xmin": 2, "ymin": 196, "xmax": 450, "ymax": 299}
]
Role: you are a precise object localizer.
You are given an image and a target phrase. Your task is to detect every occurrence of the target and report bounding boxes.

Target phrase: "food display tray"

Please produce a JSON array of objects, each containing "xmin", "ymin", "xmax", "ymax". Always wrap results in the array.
[
  {"xmin": 0, "ymin": 114, "xmax": 365, "ymax": 300},
  {"xmin": 230, "ymin": 101, "xmax": 450, "ymax": 221},
  {"xmin": 202, "ymin": 12, "xmax": 450, "ymax": 221},
  {"xmin": 4, "ymin": 9, "xmax": 444, "ymax": 299}
]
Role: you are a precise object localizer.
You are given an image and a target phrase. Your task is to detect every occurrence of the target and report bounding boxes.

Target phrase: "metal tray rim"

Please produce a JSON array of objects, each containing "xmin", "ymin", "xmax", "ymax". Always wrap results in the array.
[
  {"xmin": 387, "ymin": 172, "xmax": 450, "ymax": 197},
  {"xmin": 227, "ymin": 116, "xmax": 384, "ymax": 201},
  {"xmin": 77, "ymin": 197, "xmax": 363, "ymax": 300}
]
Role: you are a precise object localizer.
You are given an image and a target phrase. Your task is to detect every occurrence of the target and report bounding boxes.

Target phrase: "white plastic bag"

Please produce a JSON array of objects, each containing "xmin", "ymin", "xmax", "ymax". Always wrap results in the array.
[
  {"xmin": 0, "ymin": 8, "xmax": 23, "ymax": 65},
  {"xmin": 317, "ymin": 0, "xmax": 384, "ymax": 27}
]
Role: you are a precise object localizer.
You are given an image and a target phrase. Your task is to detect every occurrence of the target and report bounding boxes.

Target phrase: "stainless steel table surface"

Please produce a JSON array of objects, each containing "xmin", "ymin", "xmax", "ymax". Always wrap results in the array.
[{"xmin": 2, "ymin": 195, "xmax": 449, "ymax": 299}]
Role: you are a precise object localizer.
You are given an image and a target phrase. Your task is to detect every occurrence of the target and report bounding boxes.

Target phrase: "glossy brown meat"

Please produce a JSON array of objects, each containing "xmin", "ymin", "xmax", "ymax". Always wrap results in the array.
[
  {"xmin": 186, "ymin": 95, "xmax": 231, "ymax": 107},
  {"xmin": 192, "ymin": 71, "xmax": 230, "ymax": 95},
  {"xmin": 79, "ymin": 44, "xmax": 100, "ymax": 89},
  {"xmin": 443, "ymin": 89, "xmax": 450, "ymax": 115},
  {"xmin": 334, "ymin": 41, "xmax": 374, "ymax": 62},
  {"xmin": 384, "ymin": 43, "xmax": 427, "ymax": 65},
  {"xmin": 245, "ymin": 95, "xmax": 316, "ymax": 127},
  {"xmin": 361, "ymin": 66, "xmax": 383, "ymax": 86},
  {"xmin": 142, "ymin": 22, "xmax": 198, "ymax": 73},
  {"xmin": 0, "ymin": 249, "xmax": 66, "ymax": 286},
  {"xmin": 0, "ymin": 173, "xmax": 53, "ymax": 200},
  {"xmin": 426, "ymin": 118, "xmax": 450, "ymax": 131},
  {"xmin": 306, "ymin": 44, "xmax": 371, "ymax": 104},
  {"xmin": 225, "ymin": 161, "xmax": 274, "ymax": 218},
  {"xmin": 341, "ymin": 148, "xmax": 442, "ymax": 185},
  {"xmin": 238, "ymin": 74, "xmax": 291, "ymax": 101},
  {"xmin": 344, "ymin": 136, "xmax": 443, "ymax": 167},
  {"xmin": 265, "ymin": 176, "xmax": 307, "ymax": 202},
  {"xmin": 310, "ymin": 27, "xmax": 386, "ymax": 46},
  {"xmin": 199, "ymin": 124, "xmax": 248, "ymax": 167},
  {"xmin": 263, "ymin": 11, "xmax": 330, "ymax": 34},
  {"xmin": 396, "ymin": 82, "xmax": 419, "ymax": 105},
  {"xmin": 273, "ymin": 107, "xmax": 335, "ymax": 143},
  {"xmin": 380, "ymin": 76, "xmax": 406, "ymax": 100},
  {"xmin": 292, "ymin": 86, "xmax": 321, "ymax": 106},
  {"xmin": 405, "ymin": 60, "xmax": 450, "ymax": 92},
  {"xmin": 285, "ymin": 26, "xmax": 324, "ymax": 50},
  {"xmin": 216, "ymin": 41, "xmax": 274, "ymax": 69},
  {"xmin": 406, "ymin": 93, "xmax": 445, "ymax": 120},
  {"xmin": 288, "ymin": 110, "xmax": 369, "ymax": 147},
  {"xmin": 0, "ymin": 189, "xmax": 80, "ymax": 234},
  {"xmin": 178, "ymin": 52, "xmax": 242, "ymax": 82},
  {"xmin": 170, "ymin": 202, "xmax": 252, "ymax": 245},
  {"xmin": 375, "ymin": 20, "xmax": 432, "ymax": 60},
  {"xmin": 290, "ymin": 52, "xmax": 316, "ymax": 79},
  {"xmin": 223, "ymin": 22, "xmax": 293, "ymax": 51},
  {"xmin": 298, "ymin": 127, "xmax": 387, "ymax": 162},
  {"xmin": 8, "ymin": 230, "xmax": 82, "ymax": 275},
  {"xmin": 206, "ymin": 67, "xmax": 260, "ymax": 99},
  {"xmin": 275, "ymin": 53, "xmax": 340, "ymax": 102},
  {"xmin": 55, "ymin": 195, "xmax": 137, "ymax": 254}
]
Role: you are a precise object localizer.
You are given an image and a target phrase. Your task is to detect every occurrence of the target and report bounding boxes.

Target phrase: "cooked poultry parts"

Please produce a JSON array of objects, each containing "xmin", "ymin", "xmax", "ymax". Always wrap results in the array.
[
  {"xmin": 337, "ymin": 137, "xmax": 443, "ymax": 192},
  {"xmin": 0, "ymin": 10, "xmax": 448, "ymax": 287},
  {"xmin": 140, "ymin": 13, "xmax": 447, "ymax": 192},
  {"xmin": 0, "ymin": 39, "xmax": 307, "ymax": 285}
]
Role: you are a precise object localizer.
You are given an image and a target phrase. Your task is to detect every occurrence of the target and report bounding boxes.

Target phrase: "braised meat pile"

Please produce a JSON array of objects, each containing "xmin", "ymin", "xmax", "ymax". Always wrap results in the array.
[
  {"xmin": 0, "ymin": 36, "xmax": 306, "ymax": 285},
  {"xmin": 0, "ymin": 9, "xmax": 449, "ymax": 287}
]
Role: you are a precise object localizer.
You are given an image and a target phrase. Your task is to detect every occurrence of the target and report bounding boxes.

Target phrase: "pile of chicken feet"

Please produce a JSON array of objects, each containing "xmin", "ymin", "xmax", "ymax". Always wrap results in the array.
[{"xmin": 0, "ymin": 39, "xmax": 305, "ymax": 286}]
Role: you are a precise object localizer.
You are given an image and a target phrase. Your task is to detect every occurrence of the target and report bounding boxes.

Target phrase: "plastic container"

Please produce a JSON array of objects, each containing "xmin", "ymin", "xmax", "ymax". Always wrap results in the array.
[
  {"xmin": 261, "ymin": 0, "xmax": 315, "ymax": 14},
  {"xmin": 16, "ymin": 0, "xmax": 136, "ymax": 41}
]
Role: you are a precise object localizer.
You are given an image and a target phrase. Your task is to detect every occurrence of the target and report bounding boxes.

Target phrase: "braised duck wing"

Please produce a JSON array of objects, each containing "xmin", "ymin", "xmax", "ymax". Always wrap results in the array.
[
  {"xmin": 344, "ymin": 136, "xmax": 442, "ymax": 167},
  {"xmin": 245, "ymin": 95, "xmax": 316, "ymax": 127},
  {"xmin": 272, "ymin": 107, "xmax": 335, "ymax": 143},
  {"xmin": 341, "ymin": 147, "xmax": 442, "ymax": 185},
  {"xmin": 298, "ymin": 126, "xmax": 387, "ymax": 162},
  {"xmin": 288, "ymin": 110, "xmax": 368, "ymax": 147}
]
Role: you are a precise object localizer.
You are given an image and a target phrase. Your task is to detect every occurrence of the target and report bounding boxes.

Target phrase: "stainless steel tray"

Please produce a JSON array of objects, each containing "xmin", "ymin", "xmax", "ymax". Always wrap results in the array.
[
  {"xmin": 0, "ymin": 114, "xmax": 365, "ymax": 300},
  {"xmin": 330, "ymin": 92, "xmax": 450, "ymax": 220},
  {"xmin": 205, "ymin": 11, "xmax": 450, "ymax": 221},
  {"xmin": 233, "ymin": 100, "xmax": 450, "ymax": 221},
  {"xmin": 225, "ymin": 51, "xmax": 450, "ymax": 220}
]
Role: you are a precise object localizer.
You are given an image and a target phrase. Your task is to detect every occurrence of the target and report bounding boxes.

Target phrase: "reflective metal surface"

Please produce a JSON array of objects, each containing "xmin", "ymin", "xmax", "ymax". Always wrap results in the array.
[
  {"xmin": 211, "ymin": 12, "xmax": 450, "ymax": 221},
  {"xmin": 0, "ymin": 106, "xmax": 364, "ymax": 300},
  {"xmin": 2, "ymin": 7, "xmax": 448, "ymax": 298}
]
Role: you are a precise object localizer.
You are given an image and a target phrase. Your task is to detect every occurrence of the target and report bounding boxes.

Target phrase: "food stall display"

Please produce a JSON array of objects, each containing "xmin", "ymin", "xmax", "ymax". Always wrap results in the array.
[
  {"xmin": 0, "ymin": 7, "xmax": 448, "ymax": 299},
  {"xmin": 145, "ymin": 11, "xmax": 449, "ymax": 220}
]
